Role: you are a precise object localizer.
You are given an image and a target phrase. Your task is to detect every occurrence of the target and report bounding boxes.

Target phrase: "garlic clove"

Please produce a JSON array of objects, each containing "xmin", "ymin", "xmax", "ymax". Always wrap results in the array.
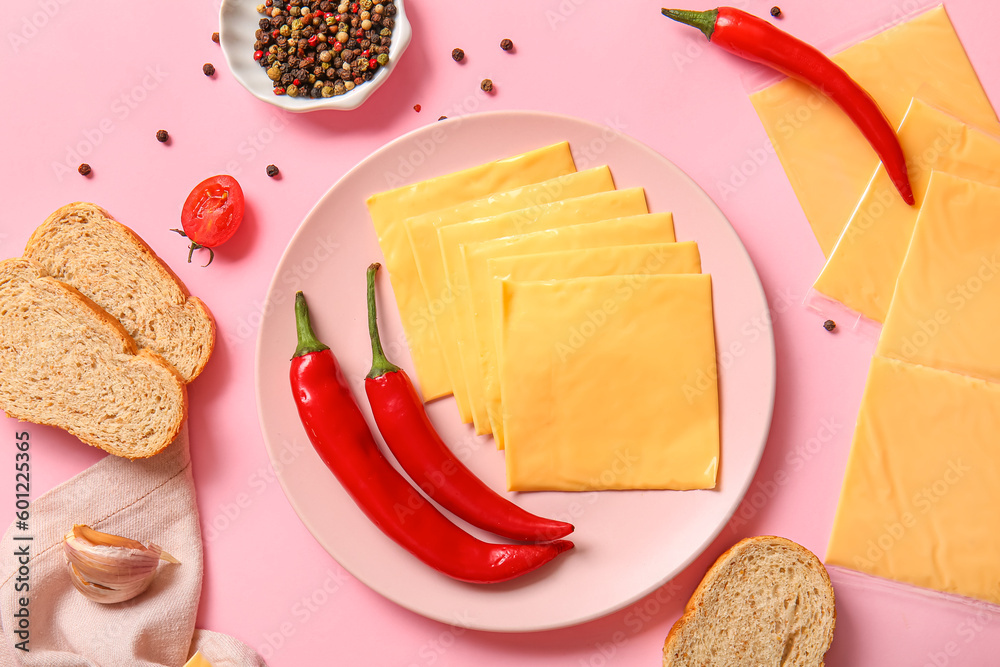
[{"xmin": 63, "ymin": 524, "xmax": 179, "ymax": 604}]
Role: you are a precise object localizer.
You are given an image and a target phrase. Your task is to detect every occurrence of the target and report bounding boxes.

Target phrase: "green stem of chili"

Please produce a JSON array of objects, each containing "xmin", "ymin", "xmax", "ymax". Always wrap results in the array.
[
  {"xmin": 293, "ymin": 291, "xmax": 330, "ymax": 358},
  {"xmin": 366, "ymin": 263, "xmax": 401, "ymax": 380},
  {"xmin": 661, "ymin": 8, "xmax": 719, "ymax": 40}
]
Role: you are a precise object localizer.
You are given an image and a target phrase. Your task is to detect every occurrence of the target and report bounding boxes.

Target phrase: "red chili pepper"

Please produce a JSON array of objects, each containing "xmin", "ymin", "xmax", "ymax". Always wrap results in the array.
[
  {"xmin": 661, "ymin": 7, "xmax": 915, "ymax": 206},
  {"xmin": 364, "ymin": 264, "xmax": 574, "ymax": 542},
  {"xmin": 290, "ymin": 291, "xmax": 573, "ymax": 583}
]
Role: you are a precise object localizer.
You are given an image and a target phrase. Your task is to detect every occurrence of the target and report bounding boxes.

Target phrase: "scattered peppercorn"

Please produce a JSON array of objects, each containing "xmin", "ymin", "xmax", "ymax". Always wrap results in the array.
[
  {"xmin": 256, "ymin": 0, "xmax": 397, "ymax": 96},
  {"xmin": 266, "ymin": 164, "xmax": 280, "ymax": 177},
  {"xmin": 156, "ymin": 129, "xmax": 169, "ymax": 143},
  {"xmin": 212, "ymin": 31, "xmax": 221, "ymax": 43},
  {"xmin": 413, "ymin": 104, "xmax": 421, "ymax": 112},
  {"xmin": 78, "ymin": 163, "xmax": 92, "ymax": 176},
  {"xmin": 438, "ymin": 115, "xmax": 447, "ymax": 121},
  {"xmin": 770, "ymin": 6, "xmax": 781, "ymax": 17},
  {"xmin": 203, "ymin": 63, "xmax": 216, "ymax": 76},
  {"xmin": 451, "ymin": 47, "xmax": 464, "ymax": 62},
  {"xmin": 500, "ymin": 38, "xmax": 513, "ymax": 51},
  {"xmin": 823, "ymin": 319, "xmax": 836, "ymax": 332},
  {"xmin": 480, "ymin": 78, "xmax": 494, "ymax": 93}
]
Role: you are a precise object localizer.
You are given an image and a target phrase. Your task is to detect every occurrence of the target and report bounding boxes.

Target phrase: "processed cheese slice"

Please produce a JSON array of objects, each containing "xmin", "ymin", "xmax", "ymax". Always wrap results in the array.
[
  {"xmin": 479, "ymin": 240, "xmax": 701, "ymax": 447},
  {"xmin": 814, "ymin": 100, "xmax": 1000, "ymax": 322},
  {"xmin": 403, "ymin": 166, "xmax": 616, "ymax": 422},
  {"xmin": 366, "ymin": 142, "xmax": 576, "ymax": 400},
  {"xmin": 877, "ymin": 173, "xmax": 1000, "ymax": 383},
  {"xmin": 750, "ymin": 6, "xmax": 1000, "ymax": 257},
  {"xmin": 440, "ymin": 188, "xmax": 649, "ymax": 434},
  {"xmin": 826, "ymin": 356, "xmax": 1000, "ymax": 605},
  {"xmin": 500, "ymin": 274, "xmax": 719, "ymax": 491}
]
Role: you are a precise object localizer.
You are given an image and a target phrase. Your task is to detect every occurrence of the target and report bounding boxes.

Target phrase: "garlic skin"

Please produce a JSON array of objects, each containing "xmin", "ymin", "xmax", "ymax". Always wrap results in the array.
[{"xmin": 63, "ymin": 525, "xmax": 179, "ymax": 604}]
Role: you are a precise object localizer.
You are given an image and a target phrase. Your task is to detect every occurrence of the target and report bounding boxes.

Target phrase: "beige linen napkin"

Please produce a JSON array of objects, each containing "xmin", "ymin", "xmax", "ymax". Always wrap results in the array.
[{"xmin": 0, "ymin": 425, "xmax": 267, "ymax": 666}]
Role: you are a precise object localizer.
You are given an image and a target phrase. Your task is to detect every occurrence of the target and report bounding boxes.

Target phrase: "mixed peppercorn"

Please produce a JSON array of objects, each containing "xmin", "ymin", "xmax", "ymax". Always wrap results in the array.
[{"xmin": 254, "ymin": 0, "xmax": 398, "ymax": 98}]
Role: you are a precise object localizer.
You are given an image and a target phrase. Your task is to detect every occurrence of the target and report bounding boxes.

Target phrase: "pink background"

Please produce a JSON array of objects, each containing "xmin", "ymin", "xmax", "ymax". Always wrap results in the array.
[{"xmin": 2, "ymin": 0, "xmax": 999, "ymax": 664}]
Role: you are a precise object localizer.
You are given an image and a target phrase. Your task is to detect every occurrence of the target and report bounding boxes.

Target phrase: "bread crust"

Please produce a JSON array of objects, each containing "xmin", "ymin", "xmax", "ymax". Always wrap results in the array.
[
  {"xmin": 24, "ymin": 202, "xmax": 216, "ymax": 382},
  {"xmin": 0, "ymin": 258, "xmax": 187, "ymax": 458},
  {"xmin": 662, "ymin": 536, "xmax": 836, "ymax": 667}
]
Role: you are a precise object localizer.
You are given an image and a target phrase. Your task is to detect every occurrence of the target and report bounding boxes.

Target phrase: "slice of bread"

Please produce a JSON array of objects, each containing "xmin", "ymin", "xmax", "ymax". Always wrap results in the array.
[
  {"xmin": 663, "ymin": 536, "xmax": 836, "ymax": 667},
  {"xmin": 0, "ymin": 258, "xmax": 187, "ymax": 458},
  {"xmin": 24, "ymin": 202, "xmax": 215, "ymax": 383}
]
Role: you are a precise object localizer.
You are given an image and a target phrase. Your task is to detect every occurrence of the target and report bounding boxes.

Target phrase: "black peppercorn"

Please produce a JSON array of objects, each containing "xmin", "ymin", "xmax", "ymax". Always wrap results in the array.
[
  {"xmin": 212, "ymin": 31, "xmax": 221, "ymax": 43},
  {"xmin": 78, "ymin": 163, "xmax": 92, "ymax": 176},
  {"xmin": 266, "ymin": 164, "xmax": 280, "ymax": 177},
  {"xmin": 823, "ymin": 319, "xmax": 836, "ymax": 332},
  {"xmin": 770, "ymin": 6, "xmax": 781, "ymax": 17},
  {"xmin": 259, "ymin": 18, "xmax": 271, "ymax": 29},
  {"xmin": 500, "ymin": 38, "xmax": 513, "ymax": 51},
  {"xmin": 203, "ymin": 63, "xmax": 216, "ymax": 76},
  {"xmin": 438, "ymin": 115, "xmax": 447, "ymax": 121},
  {"xmin": 480, "ymin": 78, "xmax": 494, "ymax": 92},
  {"xmin": 156, "ymin": 129, "xmax": 169, "ymax": 142},
  {"xmin": 451, "ymin": 47, "xmax": 464, "ymax": 62}
]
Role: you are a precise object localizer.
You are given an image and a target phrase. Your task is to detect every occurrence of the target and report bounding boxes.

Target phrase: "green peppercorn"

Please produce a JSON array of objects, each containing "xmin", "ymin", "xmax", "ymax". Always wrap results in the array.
[
  {"xmin": 267, "ymin": 66, "xmax": 282, "ymax": 80},
  {"xmin": 321, "ymin": 85, "xmax": 335, "ymax": 97},
  {"xmin": 376, "ymin": 53, "xmax": 389, "ymax": 66},
  {"xmin": 286, "ymin": 83, "xmax": 299, "ymax": 96}
]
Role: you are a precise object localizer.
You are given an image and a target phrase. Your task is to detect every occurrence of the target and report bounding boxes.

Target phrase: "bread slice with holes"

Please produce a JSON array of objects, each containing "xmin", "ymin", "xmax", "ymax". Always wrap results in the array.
[
  {"xmin": 23, "ymin": 202, "xmax": 215, "ymax": 382},
  {"xmin": 0, "ymin": 258, "xmax": 187, "ymax": 458},
  {"xmin": 663, "ymin": 536, "xmax": 836, "ymax": 667}
]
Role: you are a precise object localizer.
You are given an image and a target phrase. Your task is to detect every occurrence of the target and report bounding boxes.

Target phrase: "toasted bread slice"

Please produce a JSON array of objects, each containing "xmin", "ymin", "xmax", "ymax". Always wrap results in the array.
[
  {"xmin": 663, "ymin": 536, "xmax": 836, "ymax": 667},
  {"xmin": 24, "ymin": 202, "xmax": 215, "ymax": 382},
  {"xmin": 0, "ymin": 259, "xmax": 187, "ymax": 458}
]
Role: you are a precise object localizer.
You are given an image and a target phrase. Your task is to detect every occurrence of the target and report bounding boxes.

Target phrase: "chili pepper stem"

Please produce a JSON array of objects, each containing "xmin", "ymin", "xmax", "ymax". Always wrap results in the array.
[
  {"xmin": 366, "ymin": 263, "xmax": 401, "ymax": 379},
  {"xmin": 293, "ymin": 291, "xmax": 330, "ymax": 358},
  {"xmin": 661, "ymin": 8, "xmax": 719, "ymax": 40}
]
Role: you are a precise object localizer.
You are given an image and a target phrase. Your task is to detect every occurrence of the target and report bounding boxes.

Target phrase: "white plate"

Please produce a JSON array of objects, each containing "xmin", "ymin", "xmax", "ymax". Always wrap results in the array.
[
  {"xmin": 219, "ymin": 0, "xmax": 411, "ymax": 112},
  {"xmin": 254, "ymin": 111, "xmax": 776, "ymax": 631}
]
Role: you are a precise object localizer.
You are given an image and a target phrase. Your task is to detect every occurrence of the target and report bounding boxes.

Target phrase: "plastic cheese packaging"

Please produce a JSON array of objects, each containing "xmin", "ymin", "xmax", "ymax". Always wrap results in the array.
[
  {"xmin": 877, "ymin": 173, "xmax": 1000, "ymax": 382},
  {"xmin": 473, "ymin": 239, "xmax": 701, "ymax": 447},
  {"xmin": 500, "ymin": 274, "xmax": 719, "ymax": 492},
  {"xmin": 826, "ymin": 356, "xmax": 1000, "ymax": 606},
  {"xmin": 403, "ymin": 166, "xmax": 616, "ymax": 422},
  {"xmin": 439, "ymin": 188, "xmax": 650, "ymax": 434},
  {"xmin": 813, "ymin": 100, "xmax": 1000, "ymax": 322},
  {"xmin": 366, "ymin": 142, "xmax": 577, "ymax": 400},
  {"xmin": 749, "ymin": 5, "xmax": 1000, "ymax": 257}
]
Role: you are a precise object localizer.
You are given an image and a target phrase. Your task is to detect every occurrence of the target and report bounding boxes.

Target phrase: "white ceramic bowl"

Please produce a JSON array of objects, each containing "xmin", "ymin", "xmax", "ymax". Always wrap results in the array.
[{"xmin": 219, "ymin": 0, "xmax": 411, "ymax": 112}]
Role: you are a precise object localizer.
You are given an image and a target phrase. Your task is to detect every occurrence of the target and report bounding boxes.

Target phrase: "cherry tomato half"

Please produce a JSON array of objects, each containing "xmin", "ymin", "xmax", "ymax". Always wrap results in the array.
[{"xmin": 174, "ymin": 175, "xmax": 245, "ymax": 265}]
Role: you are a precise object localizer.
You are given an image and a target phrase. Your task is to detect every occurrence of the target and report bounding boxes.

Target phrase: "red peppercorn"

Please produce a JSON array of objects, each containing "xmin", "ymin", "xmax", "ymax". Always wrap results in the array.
[
  {"xmin": 362, "ymin": 49, "xmax": 370, "ymax": 57},
  {"xmin": 293, "ymin": 78, "xmax": 301, "ymax": 85},
  {"xmin": 272, "ymin": 29, "xmax": 280, "ymax": 38},
  {"xmin": 254, "ymin": 50, "xmax": 264, "ymax": 60},
  {"xmin": 274, "ymin": 87, "xmax": 286, "ymax": 94},
  {"xmin": 355, "ymin": 28, "xmax": 364, "ymax": 37},
  {"xmin": 308, "ymin": 35, "xmax": 318, "ymax": 46},
  {"xmin": 354, "ymin": 76, "xmax": 363, "ymax": 85},
  {"xmin": 350, "ymin": 2, "xmax": 359, "ymax": 11},
  {"xmin": 333, "ymin": 41, "xmax": 343, "ymax": 52},
  {"xmin": 369, "ymin": 57, "xmax": 378, "ymax": 69}
]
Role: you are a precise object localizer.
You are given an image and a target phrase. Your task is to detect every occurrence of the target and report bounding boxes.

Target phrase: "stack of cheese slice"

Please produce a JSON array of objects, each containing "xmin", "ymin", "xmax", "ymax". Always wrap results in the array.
[
  {"xmin": 825, "ymin": 170, "xmax": 1000, "ymax": 605},
  {"xmin": 367, "ymin": 144, "xmax": 720, "ymax": 492}
]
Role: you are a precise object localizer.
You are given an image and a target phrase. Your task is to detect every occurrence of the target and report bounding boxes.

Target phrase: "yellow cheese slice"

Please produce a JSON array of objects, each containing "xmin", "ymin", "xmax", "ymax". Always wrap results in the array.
[
  {"xmin": 500, "ymin": 274, "xmax": 718, "ymax": 491},
  {"xmin": 184, "ymin": 652, "xmax": 213, "ymax": 667},
  {"xmin": 365, "ymin": 142, "xmax": 576, "ymax": 400},
  {"xmin": 749, "ymin": 6, "xmax": 1000, "ymax": 257},
  {"xmin": 877, "ymin": 173, "xmax": 1000, "ymax": 383},
  {"xmin": 480, "ymin": 240, "xmax": 701, "ymax": 447},
  {"xmin": 813, "ymin": 100, "xmax": 1000, "ymax": 322},
  {"xmin": 826, "ymin": 355, "xmax": 1000, "ymax": 605},
  {"xmin": 440, "ymin": 188, "xmax": 650, "ymax": 434},
  {"xmin": 403, "ymin": 166, "xmax": 616, "ymax": 422}
]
